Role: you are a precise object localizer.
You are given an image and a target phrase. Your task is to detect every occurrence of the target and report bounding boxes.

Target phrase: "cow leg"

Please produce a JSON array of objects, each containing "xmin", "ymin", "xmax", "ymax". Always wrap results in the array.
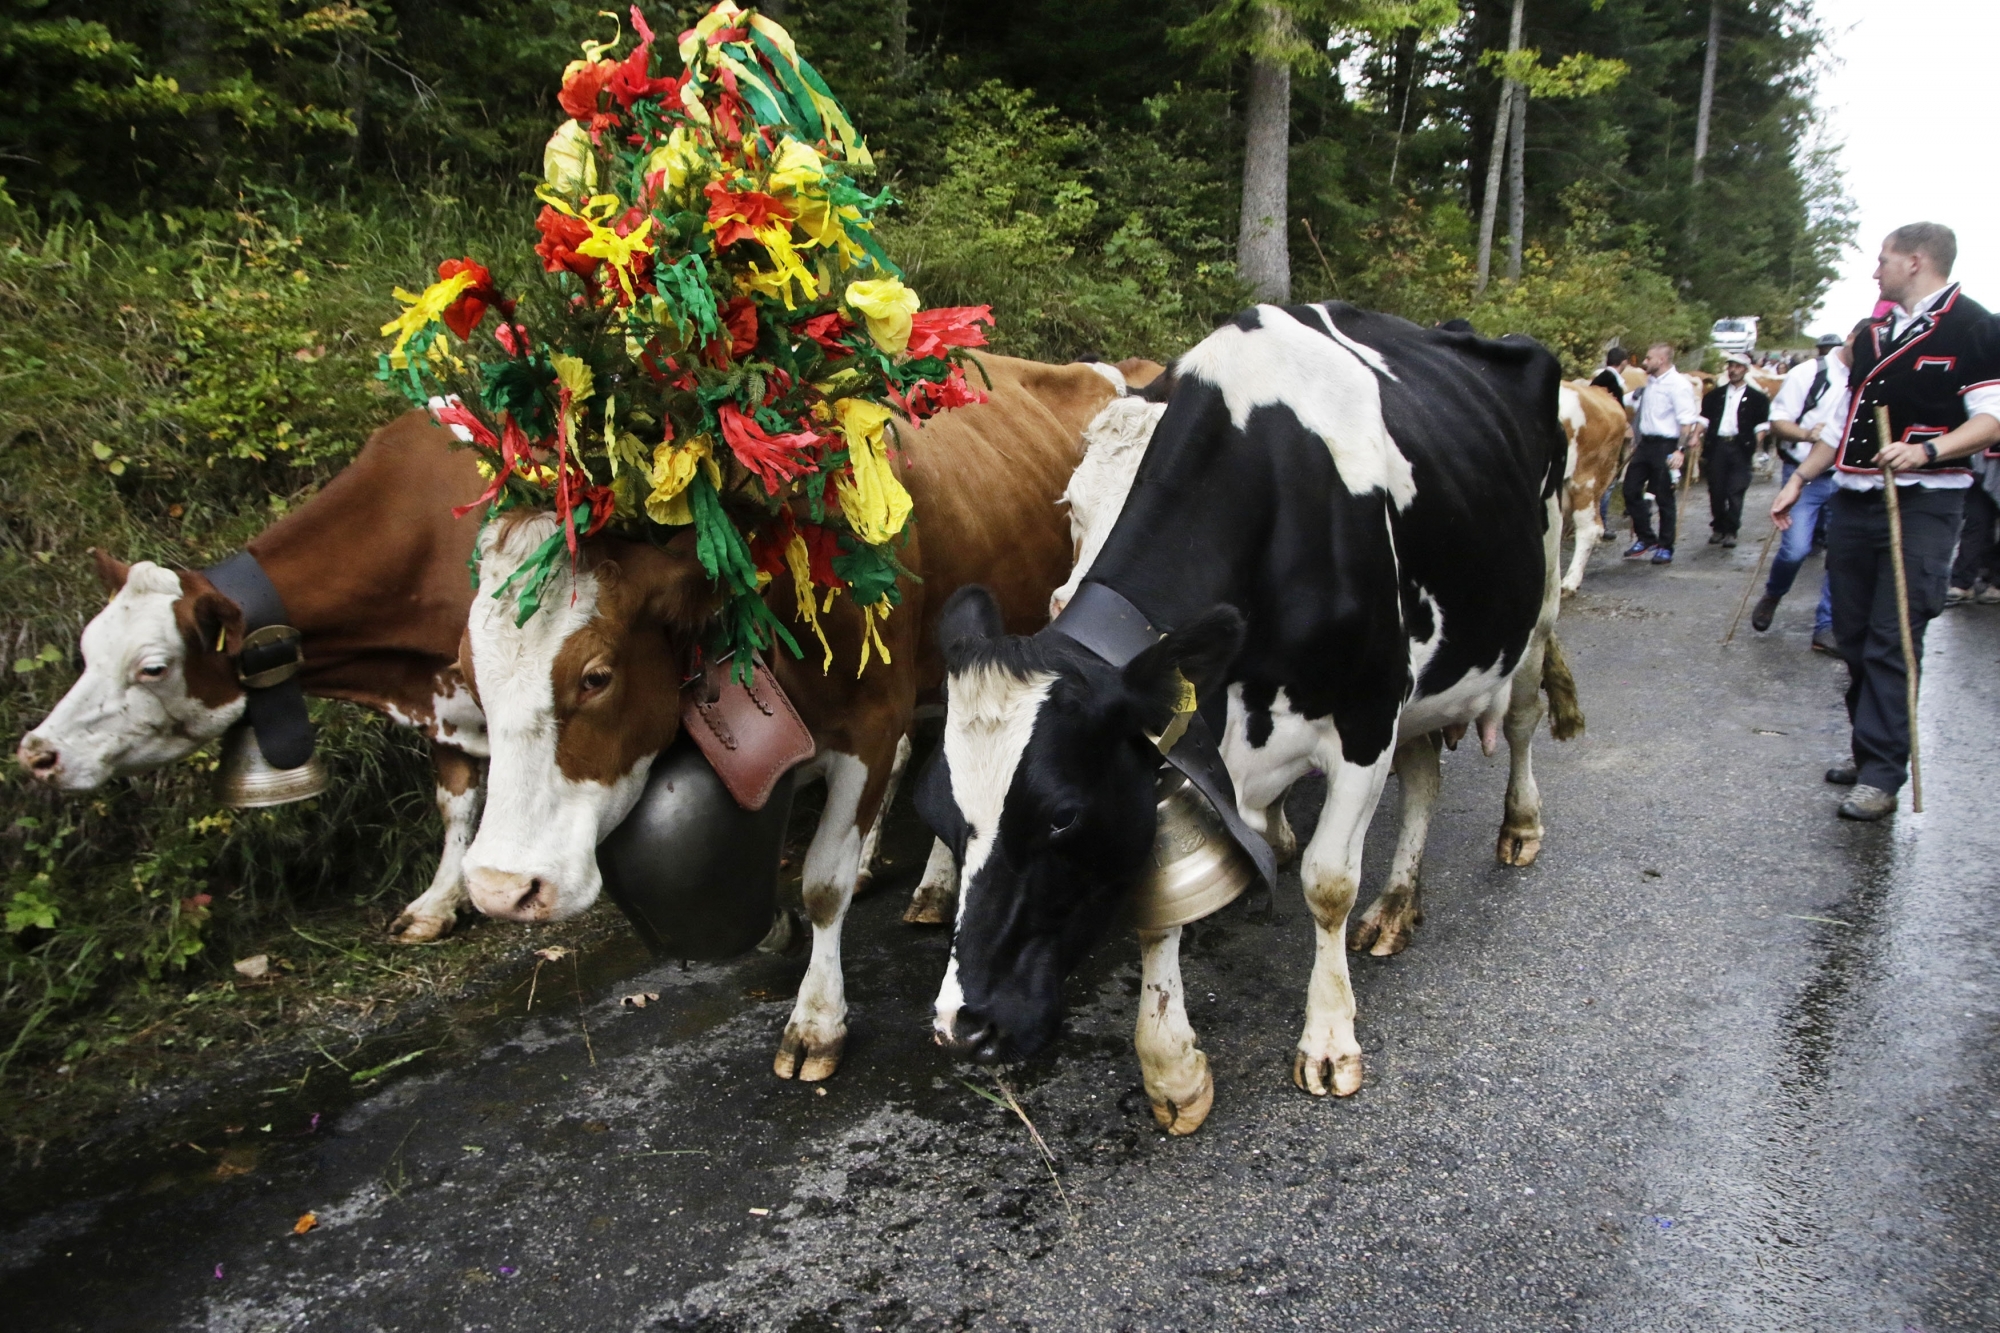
[
  {"xmin": 775, "ymin": 750, "xmax": 880, "ymax": 1081},
  {"xmin": 1294, "ymin": 750, "xmax": 1394, "ymax": 1098},
  {"xmin": 1350, "ymin": 733, "xmax": 1440, "ymax": 957},
  {"xmin": 1562, "ymin": 499, "xmax": 1600, "ymax": 594},
  {"xmin": 903, "ymin": 838, "xmax": 959, "ymax": 925},
  {"xmin": 1134, "ymin": 927, "xmax": 1213, "ymax": 1135},
  {"xmin": 1496, "ymin": 640, "xmax": 1549, "ymax": 866},
  {"xmin": 854, "ymin": 733, "xmax": 911, "ymax": 897},
  {"xmin": 1264, "ymin": 797, "xmax": 1300, "ymax": 866},
  {"xmin": 390, "ymin": 745, "xmax": 484, "ymax": 944}
]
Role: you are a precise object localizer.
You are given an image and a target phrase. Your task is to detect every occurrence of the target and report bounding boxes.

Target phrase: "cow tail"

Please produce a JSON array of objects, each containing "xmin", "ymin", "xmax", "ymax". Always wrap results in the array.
[{"xmin": 1541, "ymin": 633, "xmax": 1584, "ymax": 741}]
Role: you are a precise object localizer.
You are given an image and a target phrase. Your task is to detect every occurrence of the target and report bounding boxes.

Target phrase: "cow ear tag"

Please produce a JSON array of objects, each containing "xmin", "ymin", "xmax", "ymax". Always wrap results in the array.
[{"xmin": 1149, "ymin": 671, "xmax": 1199, "ymax": 756}]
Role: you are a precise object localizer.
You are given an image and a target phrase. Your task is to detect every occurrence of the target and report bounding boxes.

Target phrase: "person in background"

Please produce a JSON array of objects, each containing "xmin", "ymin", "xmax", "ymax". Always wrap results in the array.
[
  {"xmin": 1592, "ymin": 347, "xmax": 1630, "ymax": 396},
  {"xmin": 1622, "ymin": 342, "xmax": 1702, "ymax": 564},
  {"xmin": 1700, "ymin": 353, "xmax": 1771, "ymax": 547},
  {"xmin": 1770, "ymin": 222, "xmax": 2000, "ymax": 820},
  {"xmin": 1752, "ymin": 323, "xmax": 1862, "ymax": 648},
  {"xmin": 1946, "ymin": 452, "xmax": 1998, "ymax": 603}
]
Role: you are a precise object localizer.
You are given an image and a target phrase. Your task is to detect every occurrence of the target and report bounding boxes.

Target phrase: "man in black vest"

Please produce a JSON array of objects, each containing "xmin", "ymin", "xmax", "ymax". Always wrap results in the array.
[
  {"xmin": 1770, "ymin": 222, "xmax": 2000, "ymax": 819},
  {"xmin": 1591, "ymin": 347, "xmax": 1630, "ymax": 397},
  {"xmin": 1700, "ymin": 353, "xmax": 1771, "ymax": 546}
]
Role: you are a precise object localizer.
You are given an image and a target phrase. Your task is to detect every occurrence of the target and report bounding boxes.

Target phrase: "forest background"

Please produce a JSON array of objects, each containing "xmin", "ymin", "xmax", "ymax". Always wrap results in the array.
[{"xmin": 0, "ymin": 0, "xmax": 1850, "ymax": 1130}]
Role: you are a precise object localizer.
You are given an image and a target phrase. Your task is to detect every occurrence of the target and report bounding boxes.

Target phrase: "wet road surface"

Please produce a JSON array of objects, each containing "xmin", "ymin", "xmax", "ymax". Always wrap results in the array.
[{"xmin": 6, "ymin": 481, "xmax": 2000, "ymax": 1331}]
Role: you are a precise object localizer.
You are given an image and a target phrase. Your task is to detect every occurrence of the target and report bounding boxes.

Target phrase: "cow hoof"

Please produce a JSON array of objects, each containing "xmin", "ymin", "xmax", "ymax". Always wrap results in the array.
[
  {"xmin": 1349, "ymin": 894, "xmax": 1422, "ymax": 956},
  {"xmin": 1496, "ymin": 829, "xmax": 1543, "ymax": 866},
  {"xmin": 902, "ymin": 897, "xmax": 951, "ymax": 926},
  {"xmin": 1292, "ymin": 1048, "xmax": 1364, "ymax": 1098},
  {"xmin": 1150, "ymin": 1068, "xmax": 1214, "ymax": 1136},
  {"xmin": 389, "ymin": 912, "xmax": 455, "ymax": 944},
  {"xmin": 774, "ymin": 1026, "xmax": 844, "ymax": 1082}
]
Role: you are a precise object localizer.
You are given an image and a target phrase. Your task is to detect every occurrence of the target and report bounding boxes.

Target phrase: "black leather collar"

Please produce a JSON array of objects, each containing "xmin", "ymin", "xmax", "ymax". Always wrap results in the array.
[
  {"xmin": 1050, "ymin": 581, "xmax": 1276, "ymax": 892},
  {"xmin": 202, "ymin": 551, "xmax": 316, "ymax": 770}
]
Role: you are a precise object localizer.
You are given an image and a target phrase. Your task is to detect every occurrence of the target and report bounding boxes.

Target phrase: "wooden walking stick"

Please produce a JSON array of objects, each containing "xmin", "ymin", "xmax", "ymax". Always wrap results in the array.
[
  {"xmin": 1722, "ymin": 521, "xmax": 1783, "ymax": 644},
  {"xmin": 1874, "ymin": 405, "xmax": 1924, "ymax": 812}
]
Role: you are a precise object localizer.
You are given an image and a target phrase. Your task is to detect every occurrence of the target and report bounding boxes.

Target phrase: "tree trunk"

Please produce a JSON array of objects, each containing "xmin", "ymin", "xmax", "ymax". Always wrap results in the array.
[
  {"xmin": 885, "ymin": 0, "xmax": 907, "ymax": 80},
  {"xmin": 1238, "ymin": 27, "xmax": 1293, "ymax": 304},
  {"xmin": 1474, "ymin": 0, "xmax": 1526, "ymax": 295},
  {"xmin": 1387, "ymin": 27, "xmax": 1420, "ymax": 194},
  {"xmin": 1692, "ymin": 0, "xmax": 1720, "ymax": 188},
  {"xmin": 1506, "ymin": 87, "xmax": 1526, "ymax": 280}
]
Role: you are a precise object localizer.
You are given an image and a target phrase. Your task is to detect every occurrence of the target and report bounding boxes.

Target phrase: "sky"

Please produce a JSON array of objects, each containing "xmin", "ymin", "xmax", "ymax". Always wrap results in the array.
[{"xmin": 1806, "ymin": 0, "xmax": 2000, "ymax": 336}]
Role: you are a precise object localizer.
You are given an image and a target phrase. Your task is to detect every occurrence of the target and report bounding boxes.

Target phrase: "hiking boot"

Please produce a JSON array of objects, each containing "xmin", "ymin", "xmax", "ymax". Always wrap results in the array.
[
  {"xmin": 1980, "ymin": 585, "xmax": 2000, "ymax": 605},
  {"xmin": 1623, "ymin": 540, "xmax": 1657, "ymax": 561},
  {"xmin": 1707, "ymin": 531, "xmax": 1725, "ymax": 545},
  {"xmin": 1825, "ymin": 761, "xmax": 1858, "ymax": 785},
  {"xmin": 1946, "ymin": 585, "xmax": 1972, "ymax": 605},
  {"xmin": 1721, "ymin": 533, "xmax": 1738, "ymax": 549},
  {"xmin": 1651, "ymin": 547, "xmax": 1674, "ymax": 565},
  {"xmin": 1751, "ymin": 594, "xmax": 1780, "ymax": 632},
  {"xmin": 1811, "ymin": 627, "xmax": 1838, "ymax": 654},
  {"xmin": 1838, "ymin": 785, "xmax": 1896, "ymax": 821}
]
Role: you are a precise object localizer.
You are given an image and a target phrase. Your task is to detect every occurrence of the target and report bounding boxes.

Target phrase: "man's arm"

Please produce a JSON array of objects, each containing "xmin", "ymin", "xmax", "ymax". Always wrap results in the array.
[
  {"xmin": 1878, "ymin": 413, "xmax": 2000, "ymax": 469},
  {"xmin": 1771, "ymin": 438, "xmax": 1840, "ymax": 528}
]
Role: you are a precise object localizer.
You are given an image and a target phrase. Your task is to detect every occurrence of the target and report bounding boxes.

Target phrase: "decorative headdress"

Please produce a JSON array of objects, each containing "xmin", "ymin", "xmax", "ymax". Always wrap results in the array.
[{"xmin": 378, "ymin": 2, "xmax": 992, "ymax": 676}]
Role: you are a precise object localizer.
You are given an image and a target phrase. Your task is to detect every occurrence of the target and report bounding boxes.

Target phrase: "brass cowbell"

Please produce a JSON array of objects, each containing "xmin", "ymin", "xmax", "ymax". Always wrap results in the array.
[
  {"xmin": 215, "ymin": 723, "xmax": 327, "ymax": 808},
  {"xmin": 1130, "ymin": 768, "xmax": 1256, "ymax": 931}
]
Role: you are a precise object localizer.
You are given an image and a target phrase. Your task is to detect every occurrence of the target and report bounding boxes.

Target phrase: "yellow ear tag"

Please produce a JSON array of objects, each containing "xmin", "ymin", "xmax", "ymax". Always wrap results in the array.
[
  {"xmin": 1152, "ymin": 671, "xmax": 1199, "ymax": 755},
  {"xmin": 215, "ymin": 624, "xmax": 227, "ymax": 653}
]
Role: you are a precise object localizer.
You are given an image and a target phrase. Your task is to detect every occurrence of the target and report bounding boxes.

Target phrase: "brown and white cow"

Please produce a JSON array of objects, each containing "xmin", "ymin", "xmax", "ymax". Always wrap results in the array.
[
  {"xmin": 16, "ymin": 413, "xmax": 491, "ymax": 943},
  {"xmin": 1557, "ymin": 380, "xmax": 1632, "ymax": 593},
  {"xmin": 458, "ymin": 353, "xmax": 1157, "ymax": 1081}
]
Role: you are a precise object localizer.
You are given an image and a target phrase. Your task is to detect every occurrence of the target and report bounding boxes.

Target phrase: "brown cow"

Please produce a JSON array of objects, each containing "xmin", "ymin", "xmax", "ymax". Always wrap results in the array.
[
  {"xmin": 17, "ymin": 413, "xmax": 491, "ymax": 943},
  {"xmin": 1558, "ymin": 381, "xmax": 1631, "ymax": 593},
  {"xmin": 458, "ymin": 353, "xmax": 1157, "ymax": 1081}
]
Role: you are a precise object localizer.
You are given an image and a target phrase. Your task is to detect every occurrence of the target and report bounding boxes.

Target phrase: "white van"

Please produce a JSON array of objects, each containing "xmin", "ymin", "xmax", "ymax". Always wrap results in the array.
[{"xmin": 1710, "ymin": 316, "xmax": 1759, "ymax": 355}]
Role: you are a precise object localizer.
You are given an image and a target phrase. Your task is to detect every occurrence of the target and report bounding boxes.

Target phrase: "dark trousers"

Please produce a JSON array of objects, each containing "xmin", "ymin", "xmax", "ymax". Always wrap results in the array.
[
  {"xmin": 1624, "ymin": 434, "xmax": 1680, "ymax": 549},
  {"xmin": 1950, "ymin": 481, "xmax": 1996, "ymax": 587},
  {"xmin": 1704, "ymin": 438, "xmax": 1755, "ymax": 536},
  {"xmin": 1827, "ymin": 485, "xmax": 1965, "ymax": 793}
]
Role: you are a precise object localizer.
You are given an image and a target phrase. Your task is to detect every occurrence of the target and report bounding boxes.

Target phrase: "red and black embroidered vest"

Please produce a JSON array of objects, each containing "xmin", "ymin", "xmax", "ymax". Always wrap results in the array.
[{"xmin": 1835, "ymin": 283, "xmax": 2000, "ymax": 473}]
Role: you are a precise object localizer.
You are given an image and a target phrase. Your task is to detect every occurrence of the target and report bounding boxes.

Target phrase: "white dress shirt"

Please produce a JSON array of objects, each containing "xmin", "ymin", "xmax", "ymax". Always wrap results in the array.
[
  {"xmin": 1770, "ymin": 355, "xmax": 1849, "ymax": 464},
  {"xmin": 1717, "ymin": 382, "xmax": 1749, "ymax": 437},
  {"xmin": 1625, "ymin": 369, "xmax": 1701, "ymax": 439}
]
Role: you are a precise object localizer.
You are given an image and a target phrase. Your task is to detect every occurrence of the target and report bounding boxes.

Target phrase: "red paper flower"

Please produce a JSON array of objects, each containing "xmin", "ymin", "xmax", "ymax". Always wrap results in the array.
[
  {"xmin": 799, "ymin": 311, "xmax": 855, "ymax": 354},
  {"xmin": 608, "ymin": 40, "xmax": 679, "ymax": 108},
  {"xmin": 534, "ymin": 206, "xmax": 601, "ymax": 278},
  {"xmin": 722, "ymin": 296, "xmax": 759, "ymax": 358},
  {"xmin": 897, "ymin": 364, "xmax": 989, "ymax": 420},
  {"xmin": 436, "ymin": 258, "xmax": 494, "ymax": 339},
  {"xmin": 704, "ymin": 183, "xmax": 793, "ymax": 249},
  {"xmin": 905, "ymin": 305, "xmax": 995, "ymax": 361},
  {"xmin": 717, "ymin": 403, "xmax": 821, "ymax": 495},
  {"xmin": 558, "ymin": 60, "xmax": 614, "ymax": 122}
]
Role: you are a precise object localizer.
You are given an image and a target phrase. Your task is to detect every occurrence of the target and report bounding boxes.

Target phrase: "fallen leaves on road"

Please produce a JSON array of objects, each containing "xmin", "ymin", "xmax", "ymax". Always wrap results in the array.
[
  {"xmin": 621, "ymin": 992, "xmax": 660, "ymax": 1009},
  {"xmin": 533, "ymin": 947, "xmax": 571, "ymax": 963},
  {"xmin": 233, "ymin": 955, "xmax": 270, "ymax": 980},
  {"xmin": 292, "ymin": 1213, "xmax": 317, "ymax": 1235},
  {"xmin": 212, "ymin": 1147, "xmax": 258, "ymax": 1180}
]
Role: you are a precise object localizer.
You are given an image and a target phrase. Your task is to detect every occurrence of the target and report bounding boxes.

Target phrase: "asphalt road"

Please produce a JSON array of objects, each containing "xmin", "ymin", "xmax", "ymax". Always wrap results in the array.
[{"xmin": 5, "ymin": 478, "xmax": 1999, "ymax": 1332}]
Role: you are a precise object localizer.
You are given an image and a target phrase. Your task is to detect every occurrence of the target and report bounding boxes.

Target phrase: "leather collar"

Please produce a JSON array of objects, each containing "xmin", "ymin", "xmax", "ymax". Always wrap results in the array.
[
  {"xmin": 1050, "ymin": 582, "xmax": 1276, "ymax": 892},
  {"xmin": 202, "ymin": 551, "xmax": 316, "ymax": 770}
]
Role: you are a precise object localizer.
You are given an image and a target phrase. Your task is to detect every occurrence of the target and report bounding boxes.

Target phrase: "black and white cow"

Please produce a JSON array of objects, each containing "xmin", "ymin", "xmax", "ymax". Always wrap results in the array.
[{"xmin": 921, "ymin": 302, "xmax": 1570, "ymax": 1134}]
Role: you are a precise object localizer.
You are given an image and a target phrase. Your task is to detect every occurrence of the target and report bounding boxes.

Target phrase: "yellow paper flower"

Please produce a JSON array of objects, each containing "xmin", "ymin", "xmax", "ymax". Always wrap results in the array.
[
  {"xmin": 645, "ymin": 126, "xmax": 704, "ymax": 191},
  {"xmin": 381, "ymin": 270, "xmax": 477, "ymax": 367},
  {"xmin": 832, "ymin": 397, "xmax": 912, "ymax": 546},
  {"xmin": 543, "ymin": 120, "xmax": 598, "ymax": 196},
  {"xmin": 644, "ymin": 434, "xmax": 720, "ymax": 526},
  {"xmin": 766, "ymin": 137, "xmax": 826, "ymax": 195},
  {"xmin": 844, "ymin": 278, "xmax": 920, "ymax": 355}
]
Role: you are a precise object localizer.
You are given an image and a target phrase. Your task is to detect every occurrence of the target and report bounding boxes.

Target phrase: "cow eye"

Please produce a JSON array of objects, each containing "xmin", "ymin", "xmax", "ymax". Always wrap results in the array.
[
  {"xmin": 579, "ymin": 665, "xmax": 614, "ymax": 696},
  {"xmin": 1048, "ymin": 812, "xmax": 1081, "ymax": 841},
  {"xmin": 136, "ymin": 662, "xmax": 168, "ymax": 682}
]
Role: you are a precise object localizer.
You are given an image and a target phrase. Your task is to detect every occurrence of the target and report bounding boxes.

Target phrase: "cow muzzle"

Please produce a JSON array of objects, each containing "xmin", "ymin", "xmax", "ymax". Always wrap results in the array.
[
  {"xmin": 17, "ymin": 733, "xmax": 62, "ymax": 784},
  {"xmin": 466, "ymin": 867, "xmax": 563, "ymax": 922},
  {"xmin": 935, "ymin": 1005, "xmax": 1013, "ymax": 1066}
]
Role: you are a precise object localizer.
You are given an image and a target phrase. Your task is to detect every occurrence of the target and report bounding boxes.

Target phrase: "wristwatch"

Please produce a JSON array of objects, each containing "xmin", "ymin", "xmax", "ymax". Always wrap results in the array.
[{"xmin": 1922, "ymin": 440, "xmax": 1939, "ymax": 463}]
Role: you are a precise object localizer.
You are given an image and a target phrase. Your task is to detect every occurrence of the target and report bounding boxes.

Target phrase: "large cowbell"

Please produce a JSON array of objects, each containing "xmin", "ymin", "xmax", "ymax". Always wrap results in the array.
[
  {"xmin": 215, "ymin": 722, "xmax": 328, "ymax": 808},
  {"xmin": 596, "ymin": 735, "xmax": 796, "ymax": 959},
  {"xmin": 595, "ymin": 662, "xmax": 816, "ymax": 960}
]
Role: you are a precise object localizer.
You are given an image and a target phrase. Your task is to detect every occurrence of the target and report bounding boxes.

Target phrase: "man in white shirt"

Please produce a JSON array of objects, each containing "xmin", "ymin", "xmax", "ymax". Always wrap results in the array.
[
  {"xmin": 1771, "ymin": 223, "xmax": 2000, "ymax": 819},
  {"xmin": 1621, "ymin": 342, "xmax": 1703, "ymax": 563},
  {"xmin": 1750, "ymin": 322, "xmax": 1860, "ymax": 645},
  {"xmin": 1699, "ymin": 353, "xmax": 1771, "ymax": 547}
]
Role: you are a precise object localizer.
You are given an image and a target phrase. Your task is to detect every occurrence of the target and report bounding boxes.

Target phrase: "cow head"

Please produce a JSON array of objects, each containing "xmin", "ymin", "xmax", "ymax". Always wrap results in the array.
[
  {"xmin": 460, "ymin": 513, "xmax": 714, "ymax": 923},
  {"xmin": 927, "ymin": 585, "xmax": 1243, "ymax": 1062},
  {"xmin": 17, "ymin": 552, "xmax": 248, "ymax": 788}
]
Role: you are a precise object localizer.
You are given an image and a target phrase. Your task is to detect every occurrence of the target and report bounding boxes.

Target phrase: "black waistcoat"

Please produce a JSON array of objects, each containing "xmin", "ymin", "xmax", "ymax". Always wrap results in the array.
[{"xmin": 1837, "ymin": 283, "xmax": 2000, "ymax": 474}]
